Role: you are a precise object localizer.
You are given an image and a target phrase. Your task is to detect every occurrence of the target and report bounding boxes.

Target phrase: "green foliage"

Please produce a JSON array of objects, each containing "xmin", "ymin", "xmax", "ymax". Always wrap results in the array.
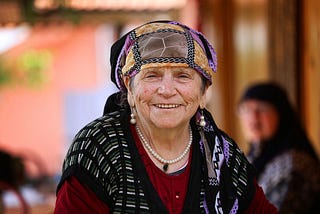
[
  {"xmin": 22, "ymin": 0, "xmax": 82, "ymax": 25},
  {"xmin": 0, "ymin": 58, "xmax": 12, "ymax": 86},
  {"xmin": 18, "ymin": 50, "xmax": 52, "ymax": 87},
  {"xmin": 0, "ymin": 49, "xmax": 52, "ymax": 89}
]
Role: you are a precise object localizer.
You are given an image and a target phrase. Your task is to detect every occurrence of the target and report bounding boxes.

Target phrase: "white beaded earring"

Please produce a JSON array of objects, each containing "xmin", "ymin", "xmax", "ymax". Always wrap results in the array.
[
  {"xmin": 130, "ymin": 107, "xmax": 136, "ymax": 124},
  {"xmin": 199, "ymin": 109, "xmax": 206, "ymax": 127}
]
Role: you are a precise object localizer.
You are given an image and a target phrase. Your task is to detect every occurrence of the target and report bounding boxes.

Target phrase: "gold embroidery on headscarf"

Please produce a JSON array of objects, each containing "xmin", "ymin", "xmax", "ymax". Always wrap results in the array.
[
  {"xmin": 121, "ymin": 23, "xmax": 214, "ymax": 82},
  {"xmin": 122, "ymin": 38, "xmax": 213, "ymax": 80},
  {"xmin": 194, "ymin": 41, "xmax": 213, "ymax": 79},
  {"xmin": 135, "ymin": 23, "xmax": 184, "ymax": 37},
  {"xmin": 141, "ymin": 62, "xmax": 189, "ymax": 71},
  {"xmin": 122, "ymin": 49, "xmax": 135, "ymax": 75}
]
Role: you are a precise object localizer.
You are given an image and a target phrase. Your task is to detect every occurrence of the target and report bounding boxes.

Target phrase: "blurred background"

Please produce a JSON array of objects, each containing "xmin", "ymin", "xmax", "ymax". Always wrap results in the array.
[{"xmin": 0, "ymin": 0, "xmax": 319, "ymax": 213}]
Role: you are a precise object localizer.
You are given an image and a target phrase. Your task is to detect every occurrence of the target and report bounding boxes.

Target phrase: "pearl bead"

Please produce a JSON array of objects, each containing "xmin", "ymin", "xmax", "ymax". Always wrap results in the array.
[
  {"xmin": 200, "ymin": 115, "xmax": 206, "ymax": 127},
  {"xmin": 130, "ymin": 113, "xmax": 136, "ymax": 124}
]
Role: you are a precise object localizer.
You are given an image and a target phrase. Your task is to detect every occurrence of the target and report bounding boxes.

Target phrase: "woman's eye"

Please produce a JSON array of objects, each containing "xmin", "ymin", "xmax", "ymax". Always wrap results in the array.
[
  {"xmin": 177, "ymin": 73, "xmax": 191, "ymax": 80},
  {"xmin": 143, "ymin": 72, "xmax": 159, "ymax": 80},
  {"xmin": 145, "ymin": 74, "xmax": 157, "ymax": 78},
  {"xmin": 179, "ymin": 74, "xmax": 189, "ymax": 78}
]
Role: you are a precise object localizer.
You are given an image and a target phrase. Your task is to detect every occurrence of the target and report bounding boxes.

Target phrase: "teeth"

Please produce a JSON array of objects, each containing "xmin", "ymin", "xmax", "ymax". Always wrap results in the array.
[{"xmin": 155, "ymin": 104, "xmax": 179, "ymax": 109}]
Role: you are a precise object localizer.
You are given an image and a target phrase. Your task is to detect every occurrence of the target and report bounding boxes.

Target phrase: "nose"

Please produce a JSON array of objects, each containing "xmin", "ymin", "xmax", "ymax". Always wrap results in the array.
[{"xmin": 158, "ymin": 76, "xmax": 176, "ymax": 96}]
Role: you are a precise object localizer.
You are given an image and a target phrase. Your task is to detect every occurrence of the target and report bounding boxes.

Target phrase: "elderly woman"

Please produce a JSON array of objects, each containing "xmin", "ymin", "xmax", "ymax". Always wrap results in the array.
[
  {"xmin": 54, "ymin": 21, "xmax": 277, "ymax": 213},
  {"xmin": 237, "ymin": 82, "xmax": 320, "ymax": 213}
]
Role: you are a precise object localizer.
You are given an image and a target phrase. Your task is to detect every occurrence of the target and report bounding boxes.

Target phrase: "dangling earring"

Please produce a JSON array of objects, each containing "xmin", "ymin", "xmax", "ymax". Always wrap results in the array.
[
  {"xmin": 130, "ymin": 107, "xmax": 136, "ymax": 124},
  {"xmin": 199, "ymin": 109, "xmax": 206, "ymax": 127}
]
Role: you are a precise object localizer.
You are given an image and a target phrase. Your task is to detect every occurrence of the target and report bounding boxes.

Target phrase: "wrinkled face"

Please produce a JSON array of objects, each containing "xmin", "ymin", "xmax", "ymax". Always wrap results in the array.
[
  {"xmin": 124, "ymin": 67, "xmax": 207, "ymax": 130},
  {"xmin": 238, "ymin": 99, "xmax": 279, "ymax": 144}
]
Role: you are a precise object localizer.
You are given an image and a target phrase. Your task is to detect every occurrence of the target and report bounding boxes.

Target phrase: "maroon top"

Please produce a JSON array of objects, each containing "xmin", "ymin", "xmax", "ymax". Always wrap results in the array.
[{"xmin": 55, "ymin": 127, "xmax": 278, "ymax": 213}]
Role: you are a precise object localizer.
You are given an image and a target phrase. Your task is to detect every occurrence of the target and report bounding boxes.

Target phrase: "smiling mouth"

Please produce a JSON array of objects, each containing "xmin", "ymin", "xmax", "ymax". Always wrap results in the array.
[{"xmin": 154, "ymin": 104, "xmax": 180, "ymax": 109}]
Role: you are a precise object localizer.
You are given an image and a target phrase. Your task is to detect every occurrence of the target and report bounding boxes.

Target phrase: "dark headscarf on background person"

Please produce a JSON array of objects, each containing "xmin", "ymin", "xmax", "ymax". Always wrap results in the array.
[{"xmin": 239, "ymin": 82, "xmax": 319, "ymax": 175}]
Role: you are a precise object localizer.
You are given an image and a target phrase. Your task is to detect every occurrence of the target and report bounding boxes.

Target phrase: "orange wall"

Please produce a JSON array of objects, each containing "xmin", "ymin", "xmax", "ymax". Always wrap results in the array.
[{"xmin": 0, "ymin": 23, "xmax": 101, "ymax": 176}]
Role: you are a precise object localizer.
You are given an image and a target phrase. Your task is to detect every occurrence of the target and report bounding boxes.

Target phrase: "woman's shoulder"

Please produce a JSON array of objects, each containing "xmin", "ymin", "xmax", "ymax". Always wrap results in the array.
[
  {"xmin": 58, "ymin": 110, "xmax": 130, "ymax": 200},
  {"xmin": 66, "ymin": 110, "xmax": 128, "ymax": 157},
  {"xmin": 74, "ymin": 110, "xmax": 125, "ymax": 138},
  {"xmin": 87, "ymin": 110, "xmax": 124, "ymax": 127},
  {"xmin": 62, "ymin": 109, "xmax": 130, "ymax": 172}
]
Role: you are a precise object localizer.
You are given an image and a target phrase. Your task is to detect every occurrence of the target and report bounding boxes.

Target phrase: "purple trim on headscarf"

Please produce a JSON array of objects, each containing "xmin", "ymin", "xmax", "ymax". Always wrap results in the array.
[
  {"xmin": 115, "ymin": 21, "xmax": 217, "ymax": 89},
  {"xmin": 128, "ymin": 69, "xmax": 139, "ymax": 78},
  {"xmin": 115, "ymin": 20, "xmax": 218, "ymax": 89},
  {"xmin": 115, "ymin": 52, "xmax": 124, "ymax": 89},
  {"xmin": 194, "ymin": 66, "xmax": 212, "ymax": 83},
  {"xmin": 207, "ymin": 45, "xmax": 217, "ymax": 72},
  {"xmin": 123, "ymin": 34, "xmax": 135, "ymax": 54},
  {"xmin": 190, "ymin": 30, "xmax": 217, "ymax": 72},
  {"xmin": 188, "ymin": 30, "xmax": 207, "ymax": 54},
  {"xmin": 115, "ymin": 35, "xmax": 135, "ymax": 89},
  {"xmin": 168, "ymin": 21, "xmax": 181, "ymax": 26}
]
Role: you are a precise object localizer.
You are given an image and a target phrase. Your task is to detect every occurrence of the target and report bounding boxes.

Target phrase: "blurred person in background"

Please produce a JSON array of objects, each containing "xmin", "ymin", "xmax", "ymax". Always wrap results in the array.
[
  {"xmin": 54, "ymin": 21, "xmax": 277, "ymax": 213},
  {"xmin": 237, "ymin": 82, "xmax": 320, "ymax": 213},
  {"xmin": 0, "ymin": 149, "xmax": 28, "ymax": 213}
]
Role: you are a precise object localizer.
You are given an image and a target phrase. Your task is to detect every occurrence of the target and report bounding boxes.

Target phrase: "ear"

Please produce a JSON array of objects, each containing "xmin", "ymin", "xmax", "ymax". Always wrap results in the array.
[
  {"xmin": 123, "ymin": 76, "xmax": 131, "ymax": 90},
  {"xmin": 124, "ymin": 76, "xmax": 134, "ymax": 107},
  {"xmin": 200, "ymin": 85, "xmax": 208, "ymax": 109}
]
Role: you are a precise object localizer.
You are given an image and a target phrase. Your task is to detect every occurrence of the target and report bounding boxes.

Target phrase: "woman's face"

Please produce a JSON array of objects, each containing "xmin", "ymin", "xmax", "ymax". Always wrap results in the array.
[
  {"xmin": 238, "ymin": 99, "xmax": 279, "ymax": 144},
  {"xmin": 124, "ymin": 67, "xmax": 207, "ymax": 130}
]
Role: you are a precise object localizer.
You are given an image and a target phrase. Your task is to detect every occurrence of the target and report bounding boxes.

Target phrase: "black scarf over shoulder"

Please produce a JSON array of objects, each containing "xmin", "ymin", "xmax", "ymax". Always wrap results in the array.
[{"xmin": 57, "ymin": 92, "xmax": 256, "ymax": 213}]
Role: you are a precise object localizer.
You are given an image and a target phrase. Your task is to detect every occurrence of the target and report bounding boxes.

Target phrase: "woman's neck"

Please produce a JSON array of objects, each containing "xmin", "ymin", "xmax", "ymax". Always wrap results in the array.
[
  {"xmin": 137, "ymin": 122, "xmax": 190, "ymax": 150},
  {"xmin": 135, "ymin": 123, "xmax": 192, "ymax": 173}
]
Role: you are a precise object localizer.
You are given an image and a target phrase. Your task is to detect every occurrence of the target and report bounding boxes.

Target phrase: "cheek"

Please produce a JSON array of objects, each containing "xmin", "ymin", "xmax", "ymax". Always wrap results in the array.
[
  {"xmin": 183, "ymin": 92, "xmax": 195, "ymax": 103},
  {"xmin": 185, "ymin": 90, "xmax": 203, "ymax": 103},
  {"xmin": 135, "ymin": 81, "xmax": 154, "ymax": 93},
  {"xmin": 134, "ymin": 85, "xmax": 154, "ymax": 103},
  {"xmin": 143, "ymin": 88, "xmax": 152, "ymax": 94},
  {"xmin": 180, "ymin": 84, "xmax": 201, "ymax": 98}
]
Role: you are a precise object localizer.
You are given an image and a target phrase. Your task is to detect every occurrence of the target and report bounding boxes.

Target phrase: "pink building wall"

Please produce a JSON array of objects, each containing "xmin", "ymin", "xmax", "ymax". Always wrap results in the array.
[{"xmin": 0, "ymin": 23, "xmax": 102, "ymax": 176}]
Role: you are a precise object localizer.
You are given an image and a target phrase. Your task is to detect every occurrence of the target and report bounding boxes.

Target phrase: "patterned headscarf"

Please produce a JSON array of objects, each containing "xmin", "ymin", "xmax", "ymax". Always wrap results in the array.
[{"xmin": 110, "ymin": 20, "xmax": 217, "ymax": 89}]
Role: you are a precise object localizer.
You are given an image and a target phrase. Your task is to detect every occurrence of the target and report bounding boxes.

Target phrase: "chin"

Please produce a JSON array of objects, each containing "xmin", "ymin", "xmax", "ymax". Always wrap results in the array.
[
  {"xmin": 153, "ymin": 121, "xmax": 184, "ymax": 129},
  {"xmin": 155, "ymin": 124, "xmax": 180, "ymax": 129}
]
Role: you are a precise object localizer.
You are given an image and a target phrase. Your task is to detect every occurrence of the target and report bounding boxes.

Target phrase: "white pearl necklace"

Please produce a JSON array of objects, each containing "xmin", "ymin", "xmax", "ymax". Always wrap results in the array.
[{"xmin": 135, "ymin": 125, "xmax": 192, "ymax": 172}]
